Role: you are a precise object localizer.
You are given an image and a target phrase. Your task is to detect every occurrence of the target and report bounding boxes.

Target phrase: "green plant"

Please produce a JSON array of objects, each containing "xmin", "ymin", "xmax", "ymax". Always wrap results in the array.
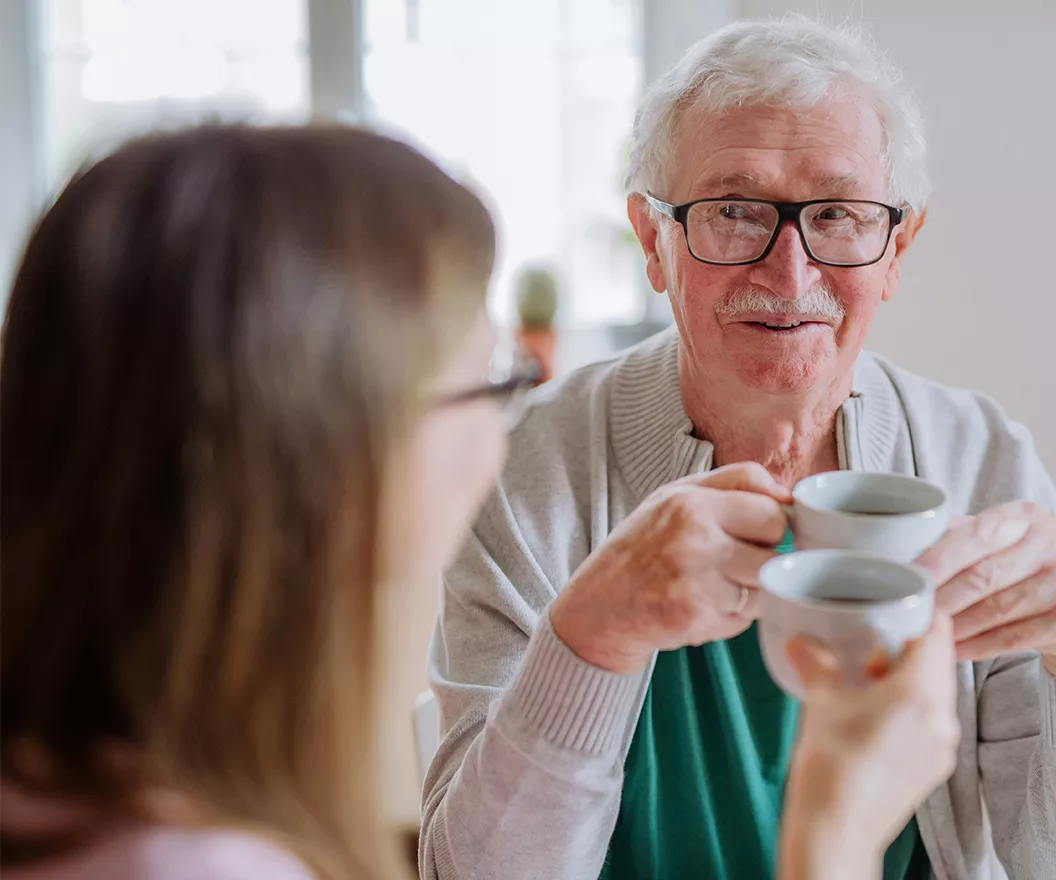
[{"xmin": 514, "ymin": 265, "xmax": 560, "ymax": 330}]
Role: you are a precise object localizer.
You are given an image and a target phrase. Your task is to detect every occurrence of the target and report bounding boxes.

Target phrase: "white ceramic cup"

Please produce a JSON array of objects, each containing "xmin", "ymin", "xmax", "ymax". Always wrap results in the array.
[
  {"xmin": 758, "ymin": 549, "xmax": 934, "ymax": 698},
  {"xmin": 785, "ymin": 471, "xmax": 950, "ymax": 563}
]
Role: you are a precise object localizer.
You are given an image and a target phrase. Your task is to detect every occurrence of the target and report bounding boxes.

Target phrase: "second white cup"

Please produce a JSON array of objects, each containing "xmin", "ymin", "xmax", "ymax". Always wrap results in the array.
[{"xmin": 758, "ymin": 549, "xmax": 934, "ymax": 698}]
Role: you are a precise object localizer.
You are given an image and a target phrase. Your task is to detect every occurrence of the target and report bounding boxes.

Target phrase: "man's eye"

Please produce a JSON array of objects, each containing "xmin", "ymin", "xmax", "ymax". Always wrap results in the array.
[
  {"xmin": 718, "ymin": 202, "xmax": 768, "ymax": 222},
  {"xmin": 816, "ymin": 206, "xmax": 851, "ymax": 221}
]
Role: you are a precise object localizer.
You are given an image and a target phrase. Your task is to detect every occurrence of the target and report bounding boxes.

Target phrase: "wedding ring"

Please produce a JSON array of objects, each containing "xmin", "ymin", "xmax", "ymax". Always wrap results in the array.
[{"xmin": 733, "ymin": 585, "xmax": 750, "ymax": 616}]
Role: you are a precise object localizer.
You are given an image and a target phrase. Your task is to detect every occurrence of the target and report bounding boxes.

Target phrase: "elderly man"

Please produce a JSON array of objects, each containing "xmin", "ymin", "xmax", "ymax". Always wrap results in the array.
[{"xmin": 420, "ymin": 17, "xmax": 1056, "ymax": 880}]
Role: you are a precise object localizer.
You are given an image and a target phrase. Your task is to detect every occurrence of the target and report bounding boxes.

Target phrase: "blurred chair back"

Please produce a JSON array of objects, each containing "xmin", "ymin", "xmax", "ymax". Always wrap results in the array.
[{"xmin": 412, "ymin": 690, "xmax": 440, "ymax": 788}]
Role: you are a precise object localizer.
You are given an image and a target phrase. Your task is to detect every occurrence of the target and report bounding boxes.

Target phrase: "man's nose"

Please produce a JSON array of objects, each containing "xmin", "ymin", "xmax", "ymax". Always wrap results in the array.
[{"xmin": 745, "ymin": 222, "xmax": 822, "ymax": 301}]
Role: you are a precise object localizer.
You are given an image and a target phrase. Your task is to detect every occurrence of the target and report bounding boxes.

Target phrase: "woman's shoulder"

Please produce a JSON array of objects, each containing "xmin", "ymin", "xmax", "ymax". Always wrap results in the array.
[
  {"xmin": 7, "ymin": 825, "xmax": 317, "ymax": 880},
  {"xmin": 118, "ymin": 825, "xmax": 316, "ymax": 880}
]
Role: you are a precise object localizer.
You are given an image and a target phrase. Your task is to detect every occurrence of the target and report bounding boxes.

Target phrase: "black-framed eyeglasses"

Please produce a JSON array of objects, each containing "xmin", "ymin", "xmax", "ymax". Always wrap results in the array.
[
  {"xmin": 431, "ymin": 343, "xmax": 541, "ymax": 428},
  {"xmin": 644, "ymin": 195, "xmax": 909, "ymax": 268}
]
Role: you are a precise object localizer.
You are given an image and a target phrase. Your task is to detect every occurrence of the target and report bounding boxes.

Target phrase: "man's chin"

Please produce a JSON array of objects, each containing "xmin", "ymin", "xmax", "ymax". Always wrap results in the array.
[{"xmin": 728, "ymin": 355, "xmax": 832, "ymax": 395}]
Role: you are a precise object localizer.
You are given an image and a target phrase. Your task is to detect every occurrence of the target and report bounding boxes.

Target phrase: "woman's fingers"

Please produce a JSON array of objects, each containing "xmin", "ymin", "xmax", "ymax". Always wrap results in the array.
[{"xmin": 786, "ymin": 635, "xmax": 842, "ymax": 694}]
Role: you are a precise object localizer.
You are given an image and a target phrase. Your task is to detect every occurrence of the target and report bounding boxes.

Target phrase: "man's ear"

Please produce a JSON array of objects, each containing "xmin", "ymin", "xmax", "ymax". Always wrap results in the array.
[
  {"xmin": 882, "ymin": 206, "xmax": 927, "ymax": 302},
  {"xmin": 628, "ymin": 193, "xmax": 668, "ymax": 293}
]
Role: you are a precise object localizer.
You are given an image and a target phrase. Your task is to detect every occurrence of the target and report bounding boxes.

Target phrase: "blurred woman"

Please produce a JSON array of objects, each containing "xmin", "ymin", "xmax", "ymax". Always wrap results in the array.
[
  {"xmin": 1, "ymin": 125, "xmax": 517, "ymax": 880},
  {"xmin": 1, "ymin": 125, "xmax": 956, "ymax": 880}
]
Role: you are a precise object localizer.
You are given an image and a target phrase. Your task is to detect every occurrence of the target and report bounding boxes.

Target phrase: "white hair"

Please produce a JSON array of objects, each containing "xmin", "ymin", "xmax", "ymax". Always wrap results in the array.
[{"xmin": 626, "ymin": 16, "xmax": 930, "ymax": 209}]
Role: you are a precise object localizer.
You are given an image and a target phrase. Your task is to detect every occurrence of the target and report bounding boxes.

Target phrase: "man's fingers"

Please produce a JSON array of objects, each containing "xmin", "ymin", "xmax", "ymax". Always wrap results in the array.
[
  {"xmin": 714, "ymin": 538, "xmax": 779, "ymax": 587},
  {"xmin": 950, "ymin": 569, "xmax": 1056, "ymax": 641},
  {"xmin": 954, "ymin": 610, "xmax": 1056, "ymax": 662},
  {"xmin": 711, "ymin": 489, "xmax": 789, "ymax": 547},
  {"xmin": 932, "ymin": 523, "xmax": 1054, "ymax": 616},
  {"xmin": 684, "ymin": 461, "xmax": 793, "ymax": 503},
  {"xmin": 916, "ymin": 503, "xmax": 1033, "ymax": 585}
]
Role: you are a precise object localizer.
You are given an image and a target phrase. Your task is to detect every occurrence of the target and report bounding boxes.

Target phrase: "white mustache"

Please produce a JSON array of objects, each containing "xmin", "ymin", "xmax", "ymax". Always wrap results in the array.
[{"xmin": 714, "ymin": 286, "xmax": 846, "ymax": 321}]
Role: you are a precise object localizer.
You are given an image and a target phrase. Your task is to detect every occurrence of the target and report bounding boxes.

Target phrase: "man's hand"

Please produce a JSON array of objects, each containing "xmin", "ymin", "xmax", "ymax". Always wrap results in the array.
[
  {"xmin": 549, "ymin": 462, "xmax": 790, "ymax": 674},
  {"xmin": 915, "ymin": 501, "xmax": 1056, "ymax": 672}
]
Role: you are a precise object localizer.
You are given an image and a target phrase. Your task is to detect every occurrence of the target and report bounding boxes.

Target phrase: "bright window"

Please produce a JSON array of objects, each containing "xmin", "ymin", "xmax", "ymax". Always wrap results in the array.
[
  {"xmin": 363, "ymin": 0, "xmax": 646, "ymax": 325},
  {"xmin": 38, "ymin": 0, "xmax": 309, "ymax": 192},
  {"xmin": 37, "ymin": 0, "xmax": 647, "ymax": 327}
]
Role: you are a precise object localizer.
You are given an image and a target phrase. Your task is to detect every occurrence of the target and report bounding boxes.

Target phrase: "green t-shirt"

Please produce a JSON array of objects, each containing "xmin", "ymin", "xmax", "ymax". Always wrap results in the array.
[{"xmin": 600, "ymin": 530, "xmax": 931, "ymax": 879}]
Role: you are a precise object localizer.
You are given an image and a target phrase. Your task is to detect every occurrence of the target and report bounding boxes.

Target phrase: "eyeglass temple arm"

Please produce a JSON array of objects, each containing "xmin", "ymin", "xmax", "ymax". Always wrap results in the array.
[{"xmin": 643, "ymin": 194, "xmax": 678, "ymax": 220}]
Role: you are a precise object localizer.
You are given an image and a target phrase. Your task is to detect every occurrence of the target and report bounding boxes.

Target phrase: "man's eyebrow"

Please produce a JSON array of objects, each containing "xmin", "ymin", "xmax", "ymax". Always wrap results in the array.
[
  {"xmin": 679, "ymin": 172, "xmax": 770, "ymax": 198},
  {"xmin": 714, "ymin": 172, "xmax": 769, "ymax": 193},
  {"xmin": 813, "ymin": 172, "xmax": 865, "ymax": 195}
]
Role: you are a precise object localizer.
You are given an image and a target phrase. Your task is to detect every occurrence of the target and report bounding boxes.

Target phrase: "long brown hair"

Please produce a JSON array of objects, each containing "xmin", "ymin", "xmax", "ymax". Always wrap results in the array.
[{"xmin": 0, "ymin": 125, "xmax": 494, "ymax": 877}]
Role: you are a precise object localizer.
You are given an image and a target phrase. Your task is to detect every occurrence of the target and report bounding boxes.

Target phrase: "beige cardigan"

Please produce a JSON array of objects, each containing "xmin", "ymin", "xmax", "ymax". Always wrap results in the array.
[{"xmin": 421, "ymin": 328, "xmax": 1056, "ymax": 880}]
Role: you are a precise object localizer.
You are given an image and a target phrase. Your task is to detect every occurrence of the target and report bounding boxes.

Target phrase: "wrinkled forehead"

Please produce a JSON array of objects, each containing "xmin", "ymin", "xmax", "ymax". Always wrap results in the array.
[{"xmin": 663, "ymin": 93, "xmax": 889, "ymax": 203}]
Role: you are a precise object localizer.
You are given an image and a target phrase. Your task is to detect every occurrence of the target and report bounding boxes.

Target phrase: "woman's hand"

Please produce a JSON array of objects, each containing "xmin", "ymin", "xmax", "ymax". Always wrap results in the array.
[{"xmin": 778, "ymin": 615, "xmax": 961, "ymax": 880}]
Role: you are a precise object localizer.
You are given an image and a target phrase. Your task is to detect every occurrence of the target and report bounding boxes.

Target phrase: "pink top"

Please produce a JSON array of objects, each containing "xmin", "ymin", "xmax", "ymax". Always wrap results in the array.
[{"xmin": 1, "ymin": 783, "xmax": 316, "ymax": 880}]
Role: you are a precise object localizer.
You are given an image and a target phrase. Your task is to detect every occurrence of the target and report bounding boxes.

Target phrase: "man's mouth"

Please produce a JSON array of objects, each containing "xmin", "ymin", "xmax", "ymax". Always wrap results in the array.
[
  {"xmin": 730, "ymin": 311, "xmax": 832, "ymax": 331},
  {"xmin": 756, "ymin": 320, "xmax": 804, "ymax": 330},
  {"xmin": 743, "ymin": 319, "xmax": 826, "ymax": 332}
]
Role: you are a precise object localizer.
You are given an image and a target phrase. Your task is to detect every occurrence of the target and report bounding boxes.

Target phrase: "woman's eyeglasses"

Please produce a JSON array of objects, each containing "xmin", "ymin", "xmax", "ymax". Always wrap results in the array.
[{"xmin": 431, "ymin": 342, "xmax": 542, "ymax": 429}]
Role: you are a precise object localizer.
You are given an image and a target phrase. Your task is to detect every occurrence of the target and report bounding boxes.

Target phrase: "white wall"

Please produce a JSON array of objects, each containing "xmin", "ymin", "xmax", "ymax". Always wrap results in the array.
[
  {"xmin": 644, "ymin": 0, "xmax": 737, "ymax": 82},
  {"xmin": 0, "ymin": 0, "xmax": 42, "ymax": 294},
  {"xmin": 735, "ymin": 0, "xmax": 1056, "ymax": 471}
]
